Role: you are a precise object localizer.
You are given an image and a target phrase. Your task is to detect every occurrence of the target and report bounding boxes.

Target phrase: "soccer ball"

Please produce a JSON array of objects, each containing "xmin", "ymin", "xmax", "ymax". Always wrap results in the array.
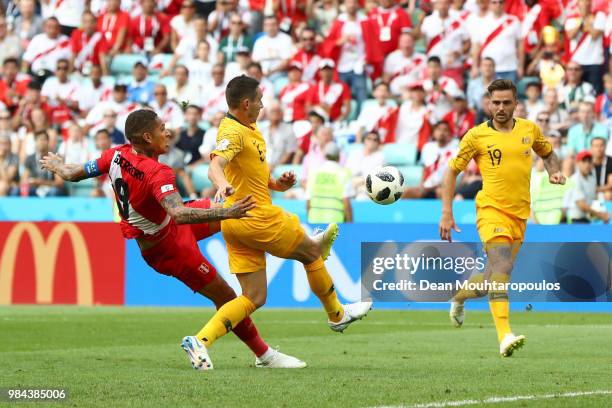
[{"xmin": 365, "ymin": 165, "xmax": 404, "ymax": 205}]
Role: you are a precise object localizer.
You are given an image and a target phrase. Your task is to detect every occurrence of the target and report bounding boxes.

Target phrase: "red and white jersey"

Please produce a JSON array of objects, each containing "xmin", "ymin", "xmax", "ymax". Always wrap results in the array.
[
  {"xmin": 200, "ymin": 83, "xmax": 227, "ymax": 120},
  {"xmin": 421, "ymin": 139, "xmax": 459, "ymax": 188},
  {"xmin": 476, "ymin": 13, "xmax": 521, "ymax": 72},
  {"xmin": 564, "ymin": 12, "xmax": 606, "ymax": 66},
  {"xmin": 384, "ymin": 51, "xmax": 427, "ymax": 96},
  {"xmin": 41, "ymin": 0, "xmax": 84, "ymax": 28},
  {"xmin": 309, "ymin": 80, "xmax": 351, "ymax": 122},
  {"xmin": 150, "ymin": 100, "xmax": 184, "ymax": 130},
  {"xmin": 96, "ymin": 145, "xmax": 177, "ymax": 240},
  {"xmin": 86, "ymin": 100, "xmax": 140, "ymax": 134},
  {"xmin": 442, "ymin": 108, "xmax": 475, "ymax": 139},
  {"xmin": 129, "ymin": 12, "xmax": 171, "ymax": 52},
  {"xmin": 290, "ymin": 49, "xmax": 323, "ymax": 83},
  {"xmin": 77, "ymin": 81, "xmax": 114, "ymax": 112},
  {"xmin": 71, "ymin": 30, "xmax": 109, "ymax": 72},
  {"xmin": 41, "ymin": 77, "xmax": 79, "ymax": 106},
  {"xmin": 423, "ymin": 76, "xmax": 460, "ymax": 122},
  {"xmin": 368, "ymin": 5, "xmax": 412, "ymax": 55},
  {"xmin": 396, "ymin": 101, "xmax": 430, "ymax": 147},
  {"xmin": 420, "ymin": 10, "xmax": 469, "ymax": 69},
  {"xmin": 97, "ymin": 10, "xmax": 131, "ymax": 49},
  {"xmin": 279, "ymin": 81, "xmax": 311, "ymax": 122},
  {"xmin": 23, "ymin": 34, "xmax": 72, "ymax": 73},
  {"xmin": 357, "ymin": 101, "xmax": 394, "ymax": 132},
  {"xmin": 465, "ymin": 11, "xmax": 491, "ymax": 43}
]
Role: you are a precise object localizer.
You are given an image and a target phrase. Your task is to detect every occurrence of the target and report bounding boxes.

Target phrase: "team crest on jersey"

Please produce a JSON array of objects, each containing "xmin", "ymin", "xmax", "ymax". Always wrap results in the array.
[
  {"xmin": 217, "ymin": 139, "xmax": 230, "ymax": 151},
  {"xmin": 522, "ymin": 137, "xmax": 531, "ymax": 144}
]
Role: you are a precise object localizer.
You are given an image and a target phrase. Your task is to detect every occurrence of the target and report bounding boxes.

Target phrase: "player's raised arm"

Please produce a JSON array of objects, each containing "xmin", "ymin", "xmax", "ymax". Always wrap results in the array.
[
  {"xmin": 161, "ymin": 191, "xmax": 255, "ymax": 224},
  {"xmin": 40, "ymin": 152, "xmax": 92, "ymax": 182}
]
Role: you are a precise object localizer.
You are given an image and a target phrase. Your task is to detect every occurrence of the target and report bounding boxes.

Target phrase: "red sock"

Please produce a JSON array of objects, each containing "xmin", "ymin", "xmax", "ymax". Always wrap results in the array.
[{"xmin": 232, "ymin": 317, "xmax": 269, "ymax": 357}]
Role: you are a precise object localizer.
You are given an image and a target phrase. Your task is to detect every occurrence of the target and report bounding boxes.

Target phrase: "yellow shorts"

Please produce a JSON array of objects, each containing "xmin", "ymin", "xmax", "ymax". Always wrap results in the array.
[
  {"xmin": 221, "ymin": 204, "xmax": 305, "ymax": 273},
  {"xmin": 476, "ymin": 206, "xmax": 527, "ymax": 244}
]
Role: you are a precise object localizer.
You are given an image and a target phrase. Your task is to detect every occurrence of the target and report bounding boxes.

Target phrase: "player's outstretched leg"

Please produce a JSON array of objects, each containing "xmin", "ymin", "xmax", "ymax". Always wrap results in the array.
[
  {"xmin": 312, "ymin": 222, "xmax": 339, "ymax": 261},
  {"xmin": 449, "ymin": 273, "xmax": 486, "ymax": 328},
  {"xmin": 289, "ymin": 234, "xmax": 372, "ymax": 332}
]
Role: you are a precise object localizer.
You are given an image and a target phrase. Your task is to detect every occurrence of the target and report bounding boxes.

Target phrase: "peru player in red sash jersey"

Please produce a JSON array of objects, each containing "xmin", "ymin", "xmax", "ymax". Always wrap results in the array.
[{"xmin": 40, "ymin": 109, "xmax": 305, "ymax": 370}]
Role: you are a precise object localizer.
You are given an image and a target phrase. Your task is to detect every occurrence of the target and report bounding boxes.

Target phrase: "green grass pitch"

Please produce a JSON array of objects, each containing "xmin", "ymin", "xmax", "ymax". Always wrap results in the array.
[{"xmin": 1, "ymin": 307, "xmax": 611, "ymax": 408}]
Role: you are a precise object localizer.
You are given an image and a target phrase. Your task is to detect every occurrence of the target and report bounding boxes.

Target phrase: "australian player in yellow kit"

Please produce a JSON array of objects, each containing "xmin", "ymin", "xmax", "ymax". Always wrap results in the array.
[
  {"xmin": 439, "ymin": 79, "xmax": 566, "ymax": 357},
  {"xmin": 184, "ymin": 75, "xmax": 372, "ymax": 369}
]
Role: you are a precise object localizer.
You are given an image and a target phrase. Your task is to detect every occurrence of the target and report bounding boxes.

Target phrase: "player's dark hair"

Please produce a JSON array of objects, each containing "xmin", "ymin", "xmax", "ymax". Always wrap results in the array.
[
  {"xmin": 125, "ymin": 109, "xmax": 158, "ymax": 145},
  {"xmin": 3, "ymin": 57, "xmax": 19, "ymax": 67},
  {"xmin": 226, "ymin": 75, "xmax": 260, "ymax": 109},
  {"xmin": 487, "ymin": 79, "xmax": 517, "ymax": 99},
  {"xmin": 427, "ymin": 56, "xmax": 441, "ymax": 65}
]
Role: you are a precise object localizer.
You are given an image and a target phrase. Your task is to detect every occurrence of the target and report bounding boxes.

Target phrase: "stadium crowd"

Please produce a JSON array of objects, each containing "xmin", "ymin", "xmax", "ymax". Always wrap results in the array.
[{"xmin": 0, "ymin": 0, "xmax": 611, "ymax": 224}]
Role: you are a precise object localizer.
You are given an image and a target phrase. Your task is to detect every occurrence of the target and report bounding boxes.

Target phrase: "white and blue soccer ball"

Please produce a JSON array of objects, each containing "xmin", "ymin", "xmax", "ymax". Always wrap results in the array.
[{"xmin": 365, "ymin": 165, "xmax": 404, "ymax": 205}]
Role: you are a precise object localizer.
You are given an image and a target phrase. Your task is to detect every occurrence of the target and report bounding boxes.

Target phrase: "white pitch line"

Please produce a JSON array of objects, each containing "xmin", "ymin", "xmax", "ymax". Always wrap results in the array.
[{"xmin": 372, "ymin": 390, "xmax": 612, "ymax": 408}]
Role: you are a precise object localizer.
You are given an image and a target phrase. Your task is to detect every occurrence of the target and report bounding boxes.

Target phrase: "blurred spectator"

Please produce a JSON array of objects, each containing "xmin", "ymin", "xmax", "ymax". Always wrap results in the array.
[
  {"xmin": 170, "ymin": 0, "xmax": 198, "ymax": 50},
  {"xmin": 564, "ymin": 150, "xmax": 609, "ymax": 223},
  {"xmin": 345, "ymin": 130, "xmax": 384, "ymax": 200},
  {"xmin": 208, "ymin": 0, "xmax": 244, "ymax": 43},
  {"xmin": 403, "ymin": 121, "xmax": 457, "ymax": 198},
  {"xmin": 368, "ymin": 0, "xmax": 411, "ymax": 56},
  {"xmin": 0, "ymin": 15, "xmax": 21, "ymax": 66},
  {"xmin": 292, "ymin": 108, "xmax": 326, "ymax": 164},
  {"xmin": 383, "ymin": 32, "xmax": 426, "ymax": 97},
  {"xmin": 177, "ymin": 105, "xmax": 206, "ymax": 166},
  {"xmin": 524, "ymin": 81, "xmax": 544, "ymax": 121},
  {"xmin": 41, "ymin": 0, "xmax": 85, "ymax": 36},
  {"xmin": 12, "ymin": 0, "xmax": 44, "ymax": 51},
  {"xmin": 0, "ymin": 135, "xmax": 19, "ymax": 196},
  {"xmin": 85, "ymin": 84, "xmax": 138, "ymax": 135},
  {"xmin": 467, "ymin": 57, "xmax": 495, "ymax": 112},
  {"xmin": 199, "ymin": 110, "xmax": 225, "ymax": 163},
  {"xmin": 279, "ymin": 62, "xmax": 311, "ymax": 122},
  {"xmin": 22, "ymin": 17, "xmax": 71, "ymax": 78},
  {"xmin": 151, "ymin": 84, "xmax": 183, "ymax": 132},
  {"xmin": 17, "ymin": 106, "xmax": 58, "ymax": 164},
  {"xmin": 420, "ymin": 0, "xmax": 469, "ymax": 85},
  {"xmin": 594, "ymin": 73, "xmax": 612, "ymax": 121},
  {"xmin": 356, "ymin": 82, "xmax": 398, "ymax": 143},
  {"xmin": 97, "ymin": 0, "xmax": 130, "ymax": 57},
  {"xmin": 41, "ymin": 59, "xmax": 79, "ymax": 111},
  {"xmin": 0, "ymin": 110, "xmax": 17, "ymax": 153},
  {"xmin": 127, "ymin": 61, "xmax": 156, "ymax": 104},
  {"xmin": 464, "ymin": 0, "xmax": 490, "ymax": 45},
  {"xmin": 128, "ymin": 0, "xmax": 171, "ymax": 55},
  {"xmin": 247, "ymin": 62, "xmax": 275, "ymax": 107},
  {"xmin": 218, "ymin": 13, "xmax": 253, "ymax": 66},
  {"xmin": 563, "ymin": 0, "xmax": 606, "ymax": 94},
  {"xmin": 21, "ymin": 130, "xmax": 66, "ymax": 197},
  {"xmin": 522, "ymin": 2, "xmax": 561, "ymax": 58},
  {"xmin": 471, "ymin": 0, "xmax": 523, "ymax": 83},
  {"xmin": 308, "ymin": 59, "xmax": 351, "ymax": 122},
  {"xmin": 100, "ymin": 110, "xmax": 126, "ymax": 146},
  {"xmin": 442, "ymin": 91, "xmax": 475, "ymax": 139},
  {"xmin": 225, "ymin": 47, "xmax": 252, "ymax": 81},
  {"xmin": 321, "ymin": 0, "xmax": 383, "ymax": 114},
  {"xmin": 165, "ymin": 16, "xmax": 219, "ymax": 75},
  {"xmin": 201, "ymin": 63, "xmax": 228, "ymax": 121},
  {"xmin": 567, "ymin": 101, "xmax": 608, "ymax": 155},
  {"xmin": 513, "ymin": 101, "xmax": 527, "ymax": 119},
  {"xmin": 301, "ymin": 126, "xmax": 334, "ymax": 189},
  {"xmin": 307, "ymin": 0, "xmax": 339, "ymax": 38},
  {"xmin": 396, "ymin": 82, "xmax": 430, "ymax": 147},
  {"xmin": 290, "ymin": 27, "xmax": 322, "ymax": 83},
  {"xmin": 158, "ymin": 129, "xmax": 199, "ymax": 199},
  {"xmin": 77, "ymin": 65, "xmax": 114, "ymax": 114},
  {"xmin": 259, "ymin": 101, "xmax": 297, "ymax": 169},
  {"xmin": 91, "ymin": 129, "xmax": 114, "ymax": 198},
  {"xmin": 58, "ymin": 123, "xmax": 96, "ymax": 164},
  {"xmin": 70, "ymin": 11, "xmax": 110, "ymax": 77},
  {"xmin": 591, "ymin": 137, "xmax": 612, "ymax": 200},
  {"xmin": 423, "ymin": 56, "xmax": 460, "ymax": 123},
  {"xmin": 168, "ymin": 65, "xmax": 202, "ymax": 107},
  {"xmin": 560, "ymin": 62, "xmax": 595, "ymax": 110},
  {"xmin": 306, "ymin": 141, "xmax": 353, "ymax": 223},
  {"xmin": 0, "ymin": 58, "xmax": 31, "ymax": 114},
  {"xmin": 542, "ymin": 88, "xmax": 570, "ymax": 133},
  {"xmin": 526, "ymin": 29, "xmax": 565, "ymax": 90},
  {"xmin": 12, "ymin": 82, "xmax": 52, "ymax": 139},
  {"xmin": 251, "ymin": 16, "xmax": 293, "ymax": 80}
]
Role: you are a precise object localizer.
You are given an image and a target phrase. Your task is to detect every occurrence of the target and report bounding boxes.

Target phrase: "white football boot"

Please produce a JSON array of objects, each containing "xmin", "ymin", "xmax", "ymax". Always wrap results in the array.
[
  {"xmin": 181, "ymin": 336, "xmax": 213, "ymax": 370},
  {"xmin": 255, "ymin": 348, "xmax": 307, "ymax": 368},
  {"xmin": 499, "ymin": 333, "xmax": 526, "ymax": 357},
  {"xmin": 449, "ymin": 301, "xmax": 465, "ymax": 328},
  {"xmin": 314, "ymin": 223, "xmax": 339, "ymax": 261},
  {"xmin": 328, "ymin": 301, "xmax": 373, "ymax": 333}
]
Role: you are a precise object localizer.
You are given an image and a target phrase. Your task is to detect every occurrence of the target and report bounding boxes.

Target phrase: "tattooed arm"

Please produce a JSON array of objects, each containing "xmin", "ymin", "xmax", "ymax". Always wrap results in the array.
[
  {"xmin": 542, "ymin": 151, "xmax": 566, "ymax": 185},
  {"xmin": 40, "ymin": 152, "xmax": 89, "ymax": 182},
  {"xmin": 161, "ymin": 192, "xmax": 256, "ymax": 224}
]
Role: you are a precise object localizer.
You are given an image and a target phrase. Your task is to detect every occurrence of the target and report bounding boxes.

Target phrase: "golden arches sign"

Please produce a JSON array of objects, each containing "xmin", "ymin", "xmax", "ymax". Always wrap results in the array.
[{"xmin": 0, "ymin": 222, "xmax": 93, "ymax": 305}]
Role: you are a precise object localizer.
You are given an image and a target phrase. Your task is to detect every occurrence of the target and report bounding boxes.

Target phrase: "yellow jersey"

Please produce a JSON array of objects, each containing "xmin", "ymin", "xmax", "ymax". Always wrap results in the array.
[
  {"xmin": 211, "ymin": 115, "xmax": 272, "ymax": 209},
  {"xmin": 448, "ymin": 118, "xmax": 553, "ymax": 219}
]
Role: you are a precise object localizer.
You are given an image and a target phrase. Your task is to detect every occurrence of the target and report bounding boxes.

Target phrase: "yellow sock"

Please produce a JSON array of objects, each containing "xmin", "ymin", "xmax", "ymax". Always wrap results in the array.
[
  {"xmin": 488, "ymin": 272, "xmax": 511, "ymax": 343},
  {"xmin": 305, "ymin": 257, "xmax": 344, "ymax": 322},
  {"xmin": 196, "ymin": 295, "xmax": 256, "ymax": 347},
  {"xmin": 453, "ymin": 273, "xmax": 486, "ymax": 303}
]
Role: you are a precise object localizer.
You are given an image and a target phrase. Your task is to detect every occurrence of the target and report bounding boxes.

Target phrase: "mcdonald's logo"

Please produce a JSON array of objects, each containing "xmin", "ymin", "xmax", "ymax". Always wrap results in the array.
[{"xmin": 0, "ymin": 222, "xmax": 125, "ymax": 305}]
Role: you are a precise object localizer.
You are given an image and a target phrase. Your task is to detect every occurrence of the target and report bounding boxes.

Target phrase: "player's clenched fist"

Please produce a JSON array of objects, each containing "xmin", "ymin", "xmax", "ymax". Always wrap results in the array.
[
  {"xmin": 215, "ymin": 183, "xmax": 235, "ymax": 202},
  {"xmin": 275, "ymin": 171, "xmax": 296, "ymax": 192},
  {"xmin": 548, "ymin": 172, "xmax": 566, "ymax": 185},
  {"xmin": 226, "ymin": 195, "xmax": 256, "ymax": 219}
]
